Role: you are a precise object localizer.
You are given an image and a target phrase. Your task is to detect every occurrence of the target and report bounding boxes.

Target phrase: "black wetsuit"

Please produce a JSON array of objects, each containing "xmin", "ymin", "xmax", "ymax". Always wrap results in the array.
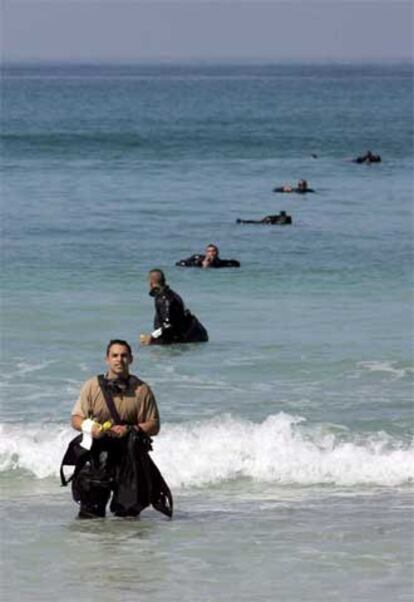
[
  {"xmin": 236, "ymin": 213, "xmax": 292, "ymax": 225},
  {"xmin": 151, "ymin": 286, "xmax": 208, "ymax": 344},
  {"xmin": 273, "ymin": 187, "xmax": 315, "ymax": 194},
  {"xmin": 353, "ymin": 153, "xmax": 381, "ymax": 164},
  {"xmin": 176, "ymin": 254, "xmax": 240, "ymax": 268}
]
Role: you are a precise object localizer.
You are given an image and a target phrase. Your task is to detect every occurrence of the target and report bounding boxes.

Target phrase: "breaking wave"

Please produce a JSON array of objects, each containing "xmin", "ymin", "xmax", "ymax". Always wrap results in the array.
[{"xmin": 0, "ymin": 414, "xmax": 412, "ymax": 488}]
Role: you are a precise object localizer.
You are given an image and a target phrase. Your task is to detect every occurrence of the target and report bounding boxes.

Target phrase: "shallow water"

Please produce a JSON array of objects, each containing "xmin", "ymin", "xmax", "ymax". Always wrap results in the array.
[{"xmin": 1, "ymin": 483, "xmax": 413, "ymax": 602}]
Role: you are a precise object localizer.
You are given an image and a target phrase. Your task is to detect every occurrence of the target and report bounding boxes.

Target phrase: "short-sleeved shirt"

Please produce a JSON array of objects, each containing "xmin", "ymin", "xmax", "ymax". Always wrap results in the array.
[{"xmin": 71, "ymin": 375, "xmax": 160, "ymax": 430}]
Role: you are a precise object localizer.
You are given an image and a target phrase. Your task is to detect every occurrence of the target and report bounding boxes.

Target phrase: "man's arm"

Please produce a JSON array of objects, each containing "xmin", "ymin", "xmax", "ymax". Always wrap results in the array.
[
  {"xmin": 176, "ymin": 254, "xmax": 204, "ymax": 267},
  {"xmin": 72, "ymin": 410, "xmax": 157, "ymax": 437},
  {"xmin": 138, "ymin": 419, "xmax": 159, "ymax": 436},
  {"xmin": 217, "ymin": 259, "xmax": 241, "ymax": 268},
  {"xmin": 138, "ymin": 386, "xmax": 160, "ymax": 436},
  {"xmin": 145, "ymin": 296, "xmax": 177, "ymax": 345},
  {"xmin": 70, "ymin": 380, "xmax": 106, "ymax": 438},
  {"xmin": 71, "ymin": 414, "xmax": 83, "ymax": 431},
  {"xmin": 140, "ymin": 294, "xmax": 174, "ymax": 346},
  {"xmin": 71, "ymin": 414, "xmax": 104, "ymax": 438}
]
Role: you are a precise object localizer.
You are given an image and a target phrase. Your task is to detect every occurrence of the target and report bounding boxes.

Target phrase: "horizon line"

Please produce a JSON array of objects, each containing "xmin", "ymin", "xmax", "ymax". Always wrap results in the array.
[{"xmin": 2, "ymin": 56, "xmax": 413, "ymax": 67}]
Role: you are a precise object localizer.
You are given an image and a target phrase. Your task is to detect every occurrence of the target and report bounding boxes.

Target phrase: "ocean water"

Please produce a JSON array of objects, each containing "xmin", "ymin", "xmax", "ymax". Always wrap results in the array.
[{"xmin": 1, "ymin": 62, "xmax": 413, "ymax": 601}]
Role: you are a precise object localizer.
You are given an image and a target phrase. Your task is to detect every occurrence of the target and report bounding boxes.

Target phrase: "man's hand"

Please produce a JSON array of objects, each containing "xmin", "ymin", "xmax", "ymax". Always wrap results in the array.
[
  {"xmin": 109, "ymin": 425, "xmax": 129, "ymax": 438},
  {"xmin": 201, "ymin": 256, "xmax": 213, "ymax": 268},
  {"xmin": 91, "ymin": 424, "xmax": 105, "ymax": 439},
  {"xmin": 139, "ymin": 334, "xmax": 153, "ymax": 346}
]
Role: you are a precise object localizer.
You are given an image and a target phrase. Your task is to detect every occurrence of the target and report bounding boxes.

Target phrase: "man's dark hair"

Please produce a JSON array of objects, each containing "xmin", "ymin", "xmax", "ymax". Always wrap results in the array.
[
  {"xmin": 207, "ymin": 244, "xmax": 219, "ymax": 252},
  {"xmin": 106, "ymin": 339, "xmax": 132, "ymax": 357},
  {"xmin": 149, "ymin": 268, "xmax": 166, "ymax": 286}
]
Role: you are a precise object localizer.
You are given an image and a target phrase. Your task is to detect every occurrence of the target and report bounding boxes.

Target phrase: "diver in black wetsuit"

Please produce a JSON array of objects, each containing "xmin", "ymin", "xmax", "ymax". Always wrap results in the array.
[
  {"xmin": 139, "ymin": 269, "xmax": 208, "ymax": 345},
  {"xmin": 176, "ymin": 244, "xmax": 240, "ymax": 268},
  {"xmin": 353, "ymin": 151, "xmax": 382, "ymax": 164},
  {"xmin": 273, "ymin": 179, "xmax": 315, "ymax": 194},
  {"xmin": 236, "ymin": 211, "xmax": 292, "ymax": 225}
]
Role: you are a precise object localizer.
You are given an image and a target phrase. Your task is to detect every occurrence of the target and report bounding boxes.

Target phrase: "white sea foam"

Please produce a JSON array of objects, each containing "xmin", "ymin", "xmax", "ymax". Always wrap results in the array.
[
  {"xmin": 0, "ymin": 414, "xmax": 412, "ymax": 488},
  {"xmin": 356, "ymin": 361, "xmax": 413, "ymax": 380},
  {"xmin": 0, "ymin": 424, "xmax": 71, "ymax": 479},
  {"xmin": 13, "ymin": 359, "xmax": 57, "ymax": 377}
]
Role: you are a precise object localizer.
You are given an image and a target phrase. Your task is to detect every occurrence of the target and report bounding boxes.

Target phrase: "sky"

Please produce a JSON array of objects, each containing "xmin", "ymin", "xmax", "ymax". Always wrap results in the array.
[{"xmin": 1, "ymin": 1, "xmax": 413, "ymax": 63}]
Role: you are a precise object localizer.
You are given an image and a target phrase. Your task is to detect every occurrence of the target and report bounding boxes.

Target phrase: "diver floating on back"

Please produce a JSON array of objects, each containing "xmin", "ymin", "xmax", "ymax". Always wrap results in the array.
[
  {"xmin": 352, "ymin": 150, "xmax": 382, "ymax": 164},
  {"xmin": 176, "ymin": 244, "xmax": 240, "ymax": 268},
  {"xmin": 273, "ymin": 179, "xmax": 315, "ymax": 194},
  {"xmin": 236, "ymin": 211, "xmax": 292, "ymax": 225}
]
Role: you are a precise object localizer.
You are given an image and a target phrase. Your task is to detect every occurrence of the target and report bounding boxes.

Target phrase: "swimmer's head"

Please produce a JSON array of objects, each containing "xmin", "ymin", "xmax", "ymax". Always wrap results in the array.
[
  {"xmin": 205, "ymin": 244, "xmax": 219, "ymax": 260},
  {"xmin": 298, "ymin": 179, "xmax": 308, "ymax": 190},
  {"xmin": 148, "ymin": 268, "xmax": 166, "ymax": 295}
]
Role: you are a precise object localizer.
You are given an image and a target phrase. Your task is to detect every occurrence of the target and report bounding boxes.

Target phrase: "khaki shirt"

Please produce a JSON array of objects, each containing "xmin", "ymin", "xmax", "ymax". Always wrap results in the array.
[{"xmin": 71, "ymin": 375, "xmax": 160, "ymax": 431}]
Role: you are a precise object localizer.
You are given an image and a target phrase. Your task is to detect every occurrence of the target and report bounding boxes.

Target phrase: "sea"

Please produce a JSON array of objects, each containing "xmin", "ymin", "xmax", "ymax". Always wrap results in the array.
[{"xmin": 1, "ymin": 62, "xmax": 413, "ymax": 602}]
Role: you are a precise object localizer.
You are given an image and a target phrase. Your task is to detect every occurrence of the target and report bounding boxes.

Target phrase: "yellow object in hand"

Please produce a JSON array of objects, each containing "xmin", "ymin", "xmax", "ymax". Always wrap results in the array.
[{"xmin": 94, "ymin": 420, "xmax": 112, "ymax": 432}]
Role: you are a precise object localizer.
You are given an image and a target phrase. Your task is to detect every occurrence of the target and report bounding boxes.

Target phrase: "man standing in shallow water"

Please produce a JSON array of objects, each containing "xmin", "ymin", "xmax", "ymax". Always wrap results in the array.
[{"xmin": 69, "ymin": 339, "xmax": 163, "ymax": 518}]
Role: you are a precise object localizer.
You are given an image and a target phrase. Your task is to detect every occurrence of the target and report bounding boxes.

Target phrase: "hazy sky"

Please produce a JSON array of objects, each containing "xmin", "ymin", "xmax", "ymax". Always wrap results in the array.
[{"xmin": 1, "ymin": 1, "xmax": 413, "ymax": 63}]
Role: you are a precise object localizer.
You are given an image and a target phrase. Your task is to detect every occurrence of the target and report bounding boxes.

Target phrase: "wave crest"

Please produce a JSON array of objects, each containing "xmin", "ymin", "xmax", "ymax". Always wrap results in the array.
[{"xmin": 0, "ymin": 414, "xmax": 412, "ymax": 488}]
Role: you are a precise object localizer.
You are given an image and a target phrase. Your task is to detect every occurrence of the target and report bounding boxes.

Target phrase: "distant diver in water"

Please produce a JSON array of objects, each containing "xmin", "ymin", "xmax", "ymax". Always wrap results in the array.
[
  {"xmin": 139, "ymin": 269, "xmax": 208, "ymax": 345},
  {"xmin": 273, "ymin": 179, "xmax": 315, "ymax": 194},
  {"xmin": 236, "ymin": 211, "xmax": 292, "ymax": 225},
  {"xmin": 61, "ymin": 339, "xmax": 173, "ymax": 519},
  {"xmin": 353, "ymin": 150, "xmax": 382, "ymax": 164},
  {"xmin": 176, "ymin": 243, "xmax": 240, "ymax": 268}
]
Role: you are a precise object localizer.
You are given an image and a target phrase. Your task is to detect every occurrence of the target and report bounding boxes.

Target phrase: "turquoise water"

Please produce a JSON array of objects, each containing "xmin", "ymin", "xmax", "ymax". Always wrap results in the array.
[{"xmin": 1, "ymin": 63, "xmax": 413, "ymax": 601}]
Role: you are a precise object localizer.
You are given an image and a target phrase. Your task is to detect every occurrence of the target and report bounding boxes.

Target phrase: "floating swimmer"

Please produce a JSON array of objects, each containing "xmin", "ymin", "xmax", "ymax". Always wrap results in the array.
[
  {"xmin": 236, "ymin": 211, "xmax": 292, "ymax": 225},
  {"xmin": 273, "ymin": 179, "xmax": 315, "ymax": 194},
  {"xmin": 176, "ymin": 243, "xmax": 240, "ymax": 268},
  {"xmin": 353, "ymin": 150, "xmax": 382, "ymax": 164}
]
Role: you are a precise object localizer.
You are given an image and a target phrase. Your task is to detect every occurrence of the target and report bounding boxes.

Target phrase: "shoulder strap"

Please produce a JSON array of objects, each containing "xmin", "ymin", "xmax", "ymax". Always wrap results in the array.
[{"xmin": 97, "ymin": 374, "xmax": 123, "ymax": 424}]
